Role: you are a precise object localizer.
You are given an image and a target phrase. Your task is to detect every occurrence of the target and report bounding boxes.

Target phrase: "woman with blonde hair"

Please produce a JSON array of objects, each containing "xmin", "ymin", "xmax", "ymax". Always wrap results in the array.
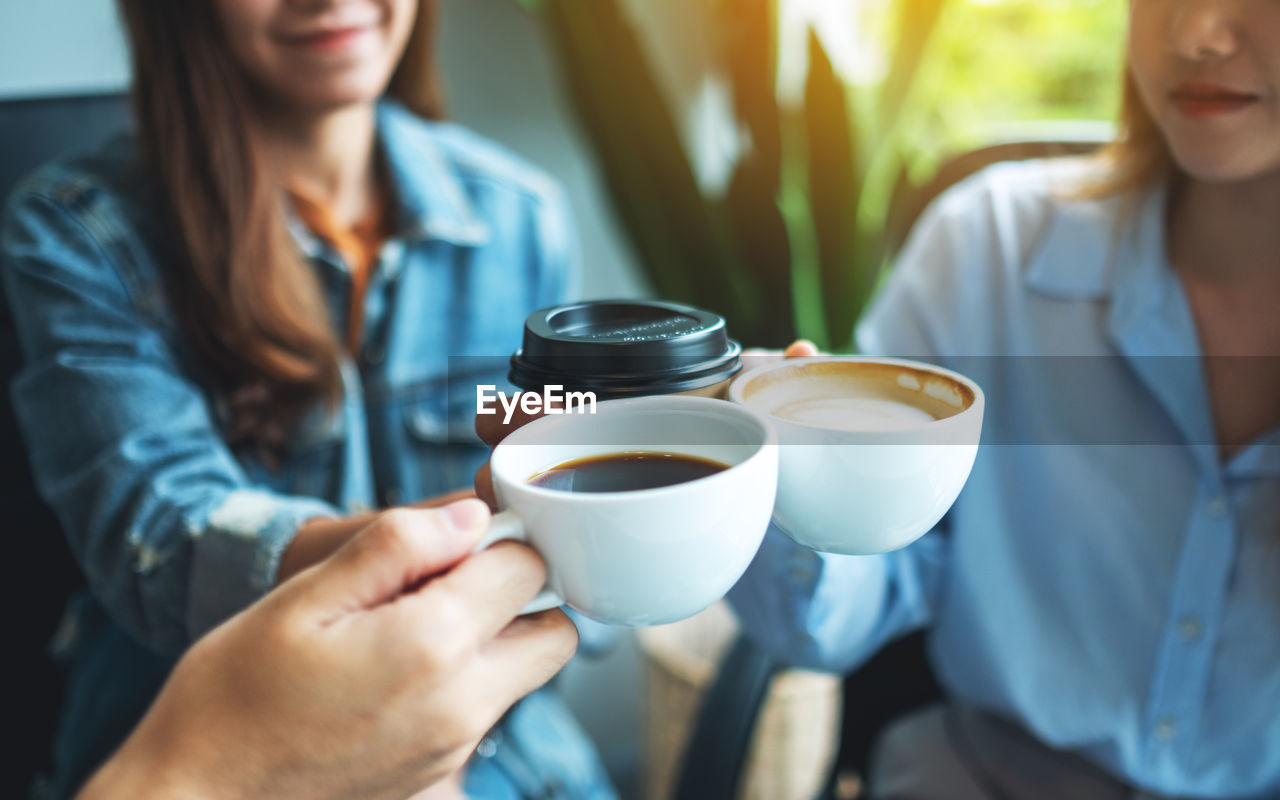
[
  {"xmin": 733, "ymin": 1, "xmax": 1280, "ymax": 797},
  {"xmin": 2, "ymin": 0, "xmax": 613, "ymax": 797}
]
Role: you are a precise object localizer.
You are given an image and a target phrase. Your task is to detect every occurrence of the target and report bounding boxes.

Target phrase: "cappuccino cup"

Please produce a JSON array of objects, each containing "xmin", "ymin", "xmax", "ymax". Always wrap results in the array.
[
  {"xmin": 481, "ymin": 395, "xmax": 777, "ymax": 626},
  {"xmin": 729, "ymin": 357, "xmax": 983, "ymax": 554}
]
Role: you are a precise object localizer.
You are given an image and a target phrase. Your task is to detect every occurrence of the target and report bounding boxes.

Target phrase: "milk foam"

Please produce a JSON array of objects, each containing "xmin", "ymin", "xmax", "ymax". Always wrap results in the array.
[{"xmin": 769, "ymin": 396, "xmax": 936, "ymax": 431}]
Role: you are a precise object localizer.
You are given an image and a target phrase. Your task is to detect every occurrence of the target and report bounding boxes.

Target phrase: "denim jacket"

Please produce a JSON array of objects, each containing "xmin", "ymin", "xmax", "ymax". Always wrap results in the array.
[{"xmin": 2, "ymin": 99, "xmax": 615, "ymax": 799}]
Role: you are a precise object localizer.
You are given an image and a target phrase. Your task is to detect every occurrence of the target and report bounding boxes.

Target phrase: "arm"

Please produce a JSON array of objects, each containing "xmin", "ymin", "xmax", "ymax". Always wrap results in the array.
[
  {"xmin": 728, "ymin": 526, "xmax": 948, "ymax": 673},
  {"xmin": 1, "ymin": 186, "xmax": 339, "ymax": 651},
  {"xmin": 76, "ymin": 500, "xmax": 578, "ymax": 800}
]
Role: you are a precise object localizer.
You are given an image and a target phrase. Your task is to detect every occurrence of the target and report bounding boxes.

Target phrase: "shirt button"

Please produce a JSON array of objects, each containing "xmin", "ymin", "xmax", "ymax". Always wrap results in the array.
[
  {"xmin": 1154, "ymin": 718, "xmax": 1178, "ymax": 741},
  {"xmin": 794, "ymin": 549, "xmax": 821, "ymax": 567},
  {"xmin": 1205, "ymin": 495, "xmax": 1230, "ymax": 517},
  {"xmin": 380, "ymin": 487, "xmax": 402, "ymax": 507},
  {"xmin": 1177, "ymin": 616, "xmax": 1203, "ymax": 642},
  {"xmin": 789, "ymin": 565, "xmax": 818, "ymax": 583},
  {"xmin": 475, "ymin": 735, "xmax": 499, "ymax": 759},
  {"xmin": 363, "ymin": 345, "xmax": 386, "ymax": 366}
]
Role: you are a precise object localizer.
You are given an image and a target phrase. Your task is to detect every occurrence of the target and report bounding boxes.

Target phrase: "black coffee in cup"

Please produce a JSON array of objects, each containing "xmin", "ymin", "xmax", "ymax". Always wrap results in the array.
[
  {"xmin": 528, "ymin": 452, "xmax": 728, "ymax": 493},
  {"xmin": 509, "ymin": 300, "xmax": 743, "ymax": 400}
]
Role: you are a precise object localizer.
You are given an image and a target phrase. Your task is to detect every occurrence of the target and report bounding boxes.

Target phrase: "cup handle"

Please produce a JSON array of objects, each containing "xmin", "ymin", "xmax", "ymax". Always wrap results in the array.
[{"xmin": 473, "ymin": 510, "xmax": 564, "ymax": 614}]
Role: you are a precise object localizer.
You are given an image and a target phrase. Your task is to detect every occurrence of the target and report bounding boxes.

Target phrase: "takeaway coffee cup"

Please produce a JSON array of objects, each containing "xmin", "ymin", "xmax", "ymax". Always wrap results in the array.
[
  {"xmin": 509, "ymin": 299, "xmax": 744, "ymax": 399},
  {"xmin": 729, "ymin": 356, "xmax": 984, "ymax": 555},
  {"xmin": 480, "ymin": 395, "xmax": 777, "ymax": 626}
]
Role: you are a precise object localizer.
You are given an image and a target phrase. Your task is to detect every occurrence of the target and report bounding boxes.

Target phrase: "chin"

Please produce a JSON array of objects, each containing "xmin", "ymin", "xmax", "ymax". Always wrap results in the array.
[
  {"xmin": 288, "ymin": 77, "xmax": 391, "ymax": 113},
  {"xmin": 306, "ymin": 89, "xmax": 386, "ymax": 112},
  {"xmin": 1171, "ymin": 147, "xmax": 1280, "ymax": 184},
  {"xmin": 260, "ymin": 58, "xmax": 395, "ymax": 113}
]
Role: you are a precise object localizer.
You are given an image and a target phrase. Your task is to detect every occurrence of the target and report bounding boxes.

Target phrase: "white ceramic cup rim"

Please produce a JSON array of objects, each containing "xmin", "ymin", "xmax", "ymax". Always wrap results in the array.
[
  {"xmin": 490, "ymin": 394, "xmax": 778, "ymax": 501},
  {"xmin": 727, "ymin": 355, "xmax": 985, "ymax": 436},
  {"xmin": 485, "ymin": 394, "xmax": 779, "ymax": 619}
]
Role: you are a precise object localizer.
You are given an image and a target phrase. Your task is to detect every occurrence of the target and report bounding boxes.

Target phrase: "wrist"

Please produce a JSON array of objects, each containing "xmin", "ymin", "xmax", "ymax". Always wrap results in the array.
[
  {"xmin": 277, "ymin": 513, "xmax": 369, "ymax": 584},
  {"xmin": 77, "ymin": 730, "xmax": 216, "ymax": 800}
]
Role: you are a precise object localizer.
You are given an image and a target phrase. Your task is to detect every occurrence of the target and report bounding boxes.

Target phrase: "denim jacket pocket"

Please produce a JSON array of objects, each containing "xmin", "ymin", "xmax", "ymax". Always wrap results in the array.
[
  {"xmin": 282, "ymin": 404, "xmax": 349, "ymax": 499},
  {"xmin": 402, "ymin": 393, "xmax": 479, "ymax": 444},
  {"xmin": 398, "ymin": 387, "xmax": 489, "ymax": 497}
]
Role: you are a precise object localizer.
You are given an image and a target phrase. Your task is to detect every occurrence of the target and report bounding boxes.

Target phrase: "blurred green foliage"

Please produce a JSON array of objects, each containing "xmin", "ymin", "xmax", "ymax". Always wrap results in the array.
[
  {"xmin": 902, "ymin": 0, "xmax": 1125, "ymax": 172},
  {"xmin": 515, "ymin": 0, "xmax": 1126, "ymax": 349}
]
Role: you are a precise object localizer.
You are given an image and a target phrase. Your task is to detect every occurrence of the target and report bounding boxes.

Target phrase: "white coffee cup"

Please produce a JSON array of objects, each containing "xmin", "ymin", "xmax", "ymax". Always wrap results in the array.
[
  {"xmin": 483, "ymin": 395, "xmax": 778, "ymax": 626},
  {"xmin": 729, "ymin": 356, "xmax": 983, "ymax": 555}
]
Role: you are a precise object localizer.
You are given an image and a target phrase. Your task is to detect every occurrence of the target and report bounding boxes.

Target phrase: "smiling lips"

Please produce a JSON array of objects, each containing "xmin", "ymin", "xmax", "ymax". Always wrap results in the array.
[
  {"xmin": 1171, "ymin": 80, "xmax": 1261, "ymax": 118},
  {"xmin": 282, "ymin": 25, "xmax": 373, "ymax": 52}
]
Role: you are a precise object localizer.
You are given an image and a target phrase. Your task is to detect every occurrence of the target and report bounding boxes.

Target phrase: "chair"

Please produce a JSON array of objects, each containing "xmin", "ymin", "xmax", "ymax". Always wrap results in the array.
[
  {"xmin": 673, "ymin": 133, "xmax": 1106, "ymax": 800},
  {"xmin": 0, "ymin": 92, "xmax": 132, "ymax": 798}
]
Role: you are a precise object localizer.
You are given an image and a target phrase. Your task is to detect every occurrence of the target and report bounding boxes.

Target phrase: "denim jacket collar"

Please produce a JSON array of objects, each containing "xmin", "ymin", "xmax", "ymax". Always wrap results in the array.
[
  {"xmin": 377, "ymin": 99, "xmax": 491, "ymax": 248},
  {"xmin": 284, "ymin": 99, "xmax": 492, "ymax": 264}
]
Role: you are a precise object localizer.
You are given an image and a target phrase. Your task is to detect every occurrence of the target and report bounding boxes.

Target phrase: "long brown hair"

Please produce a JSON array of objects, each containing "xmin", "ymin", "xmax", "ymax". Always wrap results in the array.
[{"xmin": 115, "ymin": 0, "xmax": 443, "ymax": 458}]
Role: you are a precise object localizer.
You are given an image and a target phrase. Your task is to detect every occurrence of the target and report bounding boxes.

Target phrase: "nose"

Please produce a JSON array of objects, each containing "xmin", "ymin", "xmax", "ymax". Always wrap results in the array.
[{"xmin": 1167, "ymin": 0, "xmax": 1241, "ymax": 61}]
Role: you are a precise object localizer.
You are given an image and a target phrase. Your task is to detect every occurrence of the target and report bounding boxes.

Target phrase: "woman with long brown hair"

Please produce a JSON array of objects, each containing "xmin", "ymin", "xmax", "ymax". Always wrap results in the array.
[
  {"xmin": 733, "ymin": 0, "xmax": 1280, "ymax": 797},
  {"xmin": 1, "ymin": 1, "xmax": 612, "ymax": 797}
]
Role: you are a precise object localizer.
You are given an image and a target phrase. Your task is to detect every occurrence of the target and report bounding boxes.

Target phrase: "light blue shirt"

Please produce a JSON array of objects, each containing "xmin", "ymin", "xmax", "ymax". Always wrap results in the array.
[{"xmin": 730, "ymin": 158, "xmax": 1280, "ymax": 798}]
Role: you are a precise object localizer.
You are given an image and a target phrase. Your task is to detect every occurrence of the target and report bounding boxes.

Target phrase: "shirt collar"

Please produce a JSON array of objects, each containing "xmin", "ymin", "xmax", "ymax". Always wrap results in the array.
[
  {"xmin": 284, "ymin": 100, "xmax": 491, "ymax": 276},
  {"xmin": 1103, "ymin": 180, "xmax": 1182, "ymax": 350},
  {"xmin": 1228, "ymin": 437, "xmax": 1280, "ymax": 479},
  {"xmin": 1021, "ymin": 193, "xmax": 1124, "ymax": 300},
  {"xmin": 1018, "ymin": 172, "xmax": 1280, "ymax": 478},
  {"xmin": 1020, "ymin": 171, "xmax": 1174, "ymax": 302},
  {"xmin": 285, "ymin": 205, "xmax": 326, "ymax": 261},
  {"xmin": 1024, "ymin": 177, "xmax": 1227, "ymax": 473},
  {"xmin": 376, "ymin": 98, "xmax": 490, "ymax": 248}
]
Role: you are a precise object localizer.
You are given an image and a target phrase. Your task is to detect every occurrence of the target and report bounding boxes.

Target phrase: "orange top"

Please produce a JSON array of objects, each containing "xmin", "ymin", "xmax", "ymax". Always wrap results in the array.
[{"xmin": 290, "ymin": 190, "xmax": 388, "ymax": 353}]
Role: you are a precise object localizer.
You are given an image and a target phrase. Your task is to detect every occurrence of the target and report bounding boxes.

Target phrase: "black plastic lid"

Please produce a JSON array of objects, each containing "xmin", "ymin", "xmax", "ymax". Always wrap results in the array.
[{"xmin": 509, "ymin": 300, "xmax": 742, "ymax": 398}]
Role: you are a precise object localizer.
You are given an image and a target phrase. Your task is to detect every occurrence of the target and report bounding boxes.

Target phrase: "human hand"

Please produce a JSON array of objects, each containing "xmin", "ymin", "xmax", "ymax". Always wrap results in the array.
[
  {"xmin": 80, "ymin": 500, "xmax": 577, "ymax": 800},
  {"xmin": 784, "ymin": 339, "xmax": 820, "ymax": 358},
  {"xmin": 741, "ymin": 339, "xmax": 821, "ymax": 373},
  {"xmin": 277, "ymin": 488, "xmax": 480, "ymax": 585}
]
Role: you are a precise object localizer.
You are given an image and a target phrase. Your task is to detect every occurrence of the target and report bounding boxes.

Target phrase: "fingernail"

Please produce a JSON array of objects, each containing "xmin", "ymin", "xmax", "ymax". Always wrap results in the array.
[{"xmin": 442, "ymin": 498, "xmax": 489, "ymax": 533}]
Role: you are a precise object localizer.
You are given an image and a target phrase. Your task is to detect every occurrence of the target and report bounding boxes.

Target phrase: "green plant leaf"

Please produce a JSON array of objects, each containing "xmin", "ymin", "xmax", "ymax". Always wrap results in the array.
[
  {"xmin": 541, "ymin": 3, "xmax": 689, "ymax": 300},
  {"xmin": 804, "ymin": 27, "xmax": 862, "ymax": 350},
  {"xmin": 879, "ymin": 0, "xmax": 947, "ymax": 139},
  {"xmin": 777, "ymin": 101, "xmax": 828, "ymax": 349},
  {"xmin": 720, "ymin": 0, "xmax": 794, "ymax": 345},
  {"xmin": 541, "ymin": 0, "xmax": 759, "ymax": 338},
  {"xmin": 723, "ymin": 0, "xmax": 782, "ymax": 183}
]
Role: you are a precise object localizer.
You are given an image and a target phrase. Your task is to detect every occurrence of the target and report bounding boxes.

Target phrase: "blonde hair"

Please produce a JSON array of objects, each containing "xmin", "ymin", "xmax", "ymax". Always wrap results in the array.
[
  {"xmin": 389, "ymin": 0, "xmax": 446, "ymax": 120},
  {"xmin": 1082, "ymin": 67, "xmax": 1176, "ymax": 199}
]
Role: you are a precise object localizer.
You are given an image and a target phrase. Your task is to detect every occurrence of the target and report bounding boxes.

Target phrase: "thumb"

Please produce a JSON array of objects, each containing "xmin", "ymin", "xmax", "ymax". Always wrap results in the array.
[
  {"xmin": 784, "ymin": 339, "xmax": 819, "ymax": 358},
  {"xmin": 297, "ymin": 500, "xmax": 492, "ymax": 622}
]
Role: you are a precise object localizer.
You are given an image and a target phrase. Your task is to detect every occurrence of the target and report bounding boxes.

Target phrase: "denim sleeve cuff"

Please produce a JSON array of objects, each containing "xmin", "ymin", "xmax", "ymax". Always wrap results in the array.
[{"xmin": 187, "ymin": 489, "xmax": 340, "ymax": 639}]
